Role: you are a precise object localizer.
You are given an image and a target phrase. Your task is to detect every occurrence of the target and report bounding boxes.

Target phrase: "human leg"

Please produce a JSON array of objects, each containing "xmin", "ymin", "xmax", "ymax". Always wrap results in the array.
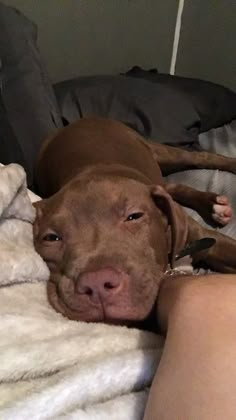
[{"xmin": 144, "ymin": 274, "xmax": 236, "ymax": 420}]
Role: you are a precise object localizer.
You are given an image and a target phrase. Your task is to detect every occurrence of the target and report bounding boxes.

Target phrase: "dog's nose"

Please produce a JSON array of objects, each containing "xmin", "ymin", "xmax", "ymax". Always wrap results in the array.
[{"xmin": 77, "ymin": 268, "xmax": 123, "ymax": 302}]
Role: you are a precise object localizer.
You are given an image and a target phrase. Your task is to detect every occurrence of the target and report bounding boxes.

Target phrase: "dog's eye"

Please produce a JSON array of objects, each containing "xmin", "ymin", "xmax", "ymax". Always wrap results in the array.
[
  {"xmin": 126, "ymin": 212, "xmax": 144, "ymax": 221},
  {"xmin": 43, "ymin": 233, "xmax": 62, "ymax": 242}
]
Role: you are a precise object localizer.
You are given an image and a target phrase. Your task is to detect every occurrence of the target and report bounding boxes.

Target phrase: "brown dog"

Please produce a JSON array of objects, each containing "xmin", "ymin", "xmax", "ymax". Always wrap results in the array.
[{"xmin": 34, "ymin": 117, "xmax": 236, "ymax": 326}]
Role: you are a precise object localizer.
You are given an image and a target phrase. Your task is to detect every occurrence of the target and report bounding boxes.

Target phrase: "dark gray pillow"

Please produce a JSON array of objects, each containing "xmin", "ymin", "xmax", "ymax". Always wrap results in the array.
[
  {"xmin": 124, "ymin": 66, "xmax": 236, "ymax": 133},
  {"xmin": 54, "ymin": 71, "xmax": 236, "ymax": 153},
  {"xmin": 54, "ymin": 75, "xmax": 201, "ymax": 148},
  {"xmin": 0, "ymin": 3, "xmax": 62, "ymax": 188}
]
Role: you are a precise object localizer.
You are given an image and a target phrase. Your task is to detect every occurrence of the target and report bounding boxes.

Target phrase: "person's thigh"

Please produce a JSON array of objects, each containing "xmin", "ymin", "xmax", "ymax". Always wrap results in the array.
[{"xmin": 144, "ymin": 274, "xmax": 236, "ymax": 420}]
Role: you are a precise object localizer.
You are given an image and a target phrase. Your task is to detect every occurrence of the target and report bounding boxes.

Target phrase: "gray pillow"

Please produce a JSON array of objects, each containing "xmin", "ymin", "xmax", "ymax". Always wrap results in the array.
[
  {"xmin": 54, "ymin": 75, "xmax": 201, "ymax": 148},
  {"xmin": 124, "ymin": 66, "xmax": 236, "ymax": 133},
  {"xmin": 0, "ymin": 94, "xmax": 26, "ymax": 167},
  {"xmin": 0, "ymin": 3, "xmax": 62, "ymax": 188}
]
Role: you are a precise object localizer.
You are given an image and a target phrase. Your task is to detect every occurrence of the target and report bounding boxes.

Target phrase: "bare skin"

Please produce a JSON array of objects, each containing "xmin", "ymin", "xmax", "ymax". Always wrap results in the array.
[{"xmin": 143, "ymin": 274, "xmax": 236, "ymax": 420}]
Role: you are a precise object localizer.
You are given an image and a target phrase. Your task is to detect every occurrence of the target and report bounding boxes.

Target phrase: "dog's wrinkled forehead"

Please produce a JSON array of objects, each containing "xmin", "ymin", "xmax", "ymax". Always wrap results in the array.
[{"xmin": 55, "ymin": 177, "xmax": 152, "ymax": 219}]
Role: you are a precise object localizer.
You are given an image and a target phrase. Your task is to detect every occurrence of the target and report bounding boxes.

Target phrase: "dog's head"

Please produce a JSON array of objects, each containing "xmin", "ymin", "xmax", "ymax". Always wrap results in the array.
[{"xmin": 34, "ymin": 175, "xmax": 188, "ymax": 325}]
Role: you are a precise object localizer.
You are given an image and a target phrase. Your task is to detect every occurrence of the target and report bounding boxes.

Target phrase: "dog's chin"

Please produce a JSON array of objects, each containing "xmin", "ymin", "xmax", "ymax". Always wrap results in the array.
[
  {"xmin": 72, "ymin": 300, "xmax": 156, "ymax": 329},
  {"xmin": 87, "ymin": 302, "xmax": 158, "ymax": 332}
]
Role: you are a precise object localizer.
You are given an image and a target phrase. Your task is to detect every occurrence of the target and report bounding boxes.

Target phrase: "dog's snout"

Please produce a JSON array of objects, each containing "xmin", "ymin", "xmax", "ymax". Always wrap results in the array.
[{"xmin": 77, "ymin": 268, "xmax": 123, "ymax": 301}]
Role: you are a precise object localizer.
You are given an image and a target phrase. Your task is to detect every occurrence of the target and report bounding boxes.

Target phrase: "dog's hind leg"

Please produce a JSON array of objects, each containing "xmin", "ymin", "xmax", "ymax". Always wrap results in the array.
[{"xmin": 149, "ymin": 141, "xmax": 236, "ymax": 175}]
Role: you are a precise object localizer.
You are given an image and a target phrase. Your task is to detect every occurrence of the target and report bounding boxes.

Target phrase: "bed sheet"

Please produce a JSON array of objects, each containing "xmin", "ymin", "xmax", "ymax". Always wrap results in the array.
[{"xmin": 166, "ymin": 119, "xmax": 236, "ymax": 240}]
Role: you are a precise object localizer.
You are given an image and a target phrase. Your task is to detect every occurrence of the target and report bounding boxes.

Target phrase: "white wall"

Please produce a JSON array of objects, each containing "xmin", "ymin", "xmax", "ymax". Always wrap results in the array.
[{"xmin": 2, "ymin": 0, "xmax": 179, "ymax": 83}]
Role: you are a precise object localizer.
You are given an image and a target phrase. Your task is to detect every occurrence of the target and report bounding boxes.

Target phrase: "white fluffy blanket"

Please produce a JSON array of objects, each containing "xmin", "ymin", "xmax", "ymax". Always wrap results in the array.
[{"xmin": 0, "ymin": 164, "xmax": 163, "ymax": 420}]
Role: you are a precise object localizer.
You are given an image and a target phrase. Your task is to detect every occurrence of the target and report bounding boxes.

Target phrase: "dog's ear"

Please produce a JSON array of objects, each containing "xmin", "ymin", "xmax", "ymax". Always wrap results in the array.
[
  {"xmin": 151, "ymin": 185, "xmax": 189, "ymax": 268},
  {"xmin": 32, "ymin": 199, "xmax": 47, "ymax": 238}
]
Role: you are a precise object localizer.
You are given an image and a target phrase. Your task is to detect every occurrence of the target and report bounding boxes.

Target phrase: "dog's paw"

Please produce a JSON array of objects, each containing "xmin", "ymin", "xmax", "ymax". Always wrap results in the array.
[{"xmin": 212, "ymin": 195, "xmax": 233, "ymax": 225}]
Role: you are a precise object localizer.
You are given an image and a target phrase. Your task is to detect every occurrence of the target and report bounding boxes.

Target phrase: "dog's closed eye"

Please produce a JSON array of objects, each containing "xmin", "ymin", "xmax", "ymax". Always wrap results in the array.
[
  {"xmin": 43, "ymin": 233, "xmax": 62, "ymax": 242},
  {"xmin": 125, "ymin": 212, "xmax": 144, "ymax": 222}
]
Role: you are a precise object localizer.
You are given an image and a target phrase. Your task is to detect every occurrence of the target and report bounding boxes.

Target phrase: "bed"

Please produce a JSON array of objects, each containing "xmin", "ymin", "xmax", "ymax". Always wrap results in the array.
[{"xmin": 0, "ymin": 3, "xmax": 236, "ymax": 419}]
